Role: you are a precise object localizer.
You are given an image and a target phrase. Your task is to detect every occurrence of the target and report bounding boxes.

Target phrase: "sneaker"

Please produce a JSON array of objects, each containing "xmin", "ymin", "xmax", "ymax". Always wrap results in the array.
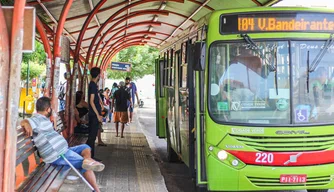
[
  {"xmin": 92, "ymin": 157, "xmax": 103, "ymax": 162},
  {"xmin": 82, "ymin": 159, "xmax": 105, "ymax": 172},
  {"xmin": 126, "ymin": 123, "xmax": 129, "ymax": 126}
]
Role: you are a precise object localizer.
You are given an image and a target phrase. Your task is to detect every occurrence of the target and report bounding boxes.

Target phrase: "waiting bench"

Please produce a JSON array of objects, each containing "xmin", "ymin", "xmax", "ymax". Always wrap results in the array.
[{"xmin": 15, "ymin": 116, "xmax": 87, "ymax": 192}]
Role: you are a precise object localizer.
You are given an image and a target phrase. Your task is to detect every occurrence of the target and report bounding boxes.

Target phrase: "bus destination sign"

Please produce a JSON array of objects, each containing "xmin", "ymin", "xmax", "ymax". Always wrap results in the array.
[{"xmin": 220, "ymin": 12, "xmax": 334, "ymax": 34}]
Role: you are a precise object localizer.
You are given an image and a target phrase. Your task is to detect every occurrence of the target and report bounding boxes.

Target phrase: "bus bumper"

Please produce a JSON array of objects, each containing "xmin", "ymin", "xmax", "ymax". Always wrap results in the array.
[{"xmin": 207, "ymin": 155, "xmax": 334, "ymax": 191}]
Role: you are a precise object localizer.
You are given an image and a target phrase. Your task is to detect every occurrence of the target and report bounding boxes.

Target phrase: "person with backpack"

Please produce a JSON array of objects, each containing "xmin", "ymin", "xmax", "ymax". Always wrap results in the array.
[{"xmin": 111, "ymin": 81, "xmax": 132, "ymax": 138}]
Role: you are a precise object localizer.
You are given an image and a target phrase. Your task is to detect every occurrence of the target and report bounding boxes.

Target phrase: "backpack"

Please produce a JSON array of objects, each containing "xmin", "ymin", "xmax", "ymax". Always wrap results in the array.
[{"xmin": 58, "ymin": 82, "xmax": 66, "ymax": 100}]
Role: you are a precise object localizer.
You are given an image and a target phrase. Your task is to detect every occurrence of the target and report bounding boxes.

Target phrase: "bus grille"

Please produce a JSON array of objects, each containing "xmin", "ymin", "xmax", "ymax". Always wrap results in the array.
[
  {"xmin": 247, "ymin": 175, "xmax": 332, "ymax": 187},
  {"xmin": 230, "ymin": 134, "xmax": 334, "ymax": 152}
]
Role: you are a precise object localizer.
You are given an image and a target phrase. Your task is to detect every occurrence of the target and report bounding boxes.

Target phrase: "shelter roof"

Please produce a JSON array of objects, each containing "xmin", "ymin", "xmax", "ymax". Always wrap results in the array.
[{"xmin": 26, "ymin": 0, "xmax": 281, "ymax": 66}]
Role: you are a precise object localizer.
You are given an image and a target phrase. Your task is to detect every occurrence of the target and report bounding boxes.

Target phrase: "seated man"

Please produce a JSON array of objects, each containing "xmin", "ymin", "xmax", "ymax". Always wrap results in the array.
[{"xmin": 20, "ymin": 97, "xmax": 104, "ymax": 192}]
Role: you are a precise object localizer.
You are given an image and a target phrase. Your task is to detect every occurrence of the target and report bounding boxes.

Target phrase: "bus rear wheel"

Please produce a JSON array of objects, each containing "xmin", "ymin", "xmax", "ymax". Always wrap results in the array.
[{"xmin": 308, "ymin": 190, "xmax": 328, "ymax": 192}]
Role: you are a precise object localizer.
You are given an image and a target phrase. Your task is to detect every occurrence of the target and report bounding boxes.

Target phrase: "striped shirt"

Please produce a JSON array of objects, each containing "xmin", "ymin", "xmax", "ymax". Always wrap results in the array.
[{"xmin": 27, "ymin": 114, "xmax": 68, "ymax": 163}]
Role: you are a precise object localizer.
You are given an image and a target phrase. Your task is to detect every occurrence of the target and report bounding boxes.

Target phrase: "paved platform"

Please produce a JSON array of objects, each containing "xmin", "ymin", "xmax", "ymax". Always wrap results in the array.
[{"xmin": 59, "ymin": 121, "xmax": 168, "ymax": 192}]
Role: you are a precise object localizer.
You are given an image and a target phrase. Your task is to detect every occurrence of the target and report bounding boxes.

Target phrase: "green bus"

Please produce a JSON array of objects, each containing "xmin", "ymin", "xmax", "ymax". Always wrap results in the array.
[{"xmin": 156, "ymin": 7, "xmax": 334, "ymax": 192}]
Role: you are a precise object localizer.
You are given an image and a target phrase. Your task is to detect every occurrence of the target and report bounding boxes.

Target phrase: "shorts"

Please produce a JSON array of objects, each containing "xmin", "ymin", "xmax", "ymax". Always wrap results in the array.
[
  {"xmin": 129, "ymin": 105, "xmax": 134, "ymax": 112},
  {"xmin": 59, "ymin": 100, "xmax": 65, "ymax": 112},
  {"xmin": 127, "ymin": 102, "xmax": 134, "ymax": 112},
  {"xmin": 113, "ymin": 111, "xmax": 128, "ymax": 123},
  {"xmin": 51, "ymin": 144, "xmax": 91, "ymax": 174}
]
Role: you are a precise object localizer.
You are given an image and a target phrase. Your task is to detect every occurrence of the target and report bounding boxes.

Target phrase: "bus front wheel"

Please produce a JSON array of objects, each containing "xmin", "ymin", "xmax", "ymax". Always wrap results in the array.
[{"xmin": 308, "ymin": 190, "xmax": 328, "ymax": 192}]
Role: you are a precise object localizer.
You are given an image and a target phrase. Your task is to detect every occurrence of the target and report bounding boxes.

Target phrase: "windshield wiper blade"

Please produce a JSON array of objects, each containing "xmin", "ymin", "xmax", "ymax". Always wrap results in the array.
[
  {"xmin": 309, "ymin": 33, "xmax": 334, "ymax": 72},
  {"xmin": 307, "ymin": 51, "xmax": 310, "ymax": 93},
  {"xmin": 240, "ymin": 34, "xmax": 276, "ymax": 72},
  {"xmin": 274, "ymin": 48, "xmax": 278, "ymax": 95}
]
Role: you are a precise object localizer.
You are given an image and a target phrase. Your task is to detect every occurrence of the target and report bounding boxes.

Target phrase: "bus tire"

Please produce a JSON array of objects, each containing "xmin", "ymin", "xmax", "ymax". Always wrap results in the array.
[
  {"xmin": 308, "ymin": 190, "xmax": 328, "ymax": 192},
  {"xmin": 166, "ymin": 119, "xmax": 179, "ymax": 162}
]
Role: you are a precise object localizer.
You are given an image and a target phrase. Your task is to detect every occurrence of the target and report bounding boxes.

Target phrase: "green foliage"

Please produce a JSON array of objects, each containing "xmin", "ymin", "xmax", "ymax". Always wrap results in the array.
[
  {"xmin": 21, "ymin": 41, "xmax": 47, "ymax": 81},
  {"xmin": 22, "ymin": 41, "xmax": 47, "ymax": 65},
  {"xmin": 21, "ymin": 61, "xmax": 45, "ymax": 81},
  {"xmin": 106, "ymin": 45, "xmax": 158, "ymax": 80},
  {"xmin": 0, "ymin": 0, "xmax": 13, "ymax": 5}
]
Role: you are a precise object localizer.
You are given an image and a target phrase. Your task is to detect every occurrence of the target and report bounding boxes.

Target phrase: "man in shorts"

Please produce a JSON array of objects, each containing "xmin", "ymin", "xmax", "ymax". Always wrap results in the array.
[
  {"xmin": 20, "ymin": 97, "xmax": 104, "ymax": 192},
  {"xmin": 111, "ymin": 81, "xmax": 132, "ymax": 138}
]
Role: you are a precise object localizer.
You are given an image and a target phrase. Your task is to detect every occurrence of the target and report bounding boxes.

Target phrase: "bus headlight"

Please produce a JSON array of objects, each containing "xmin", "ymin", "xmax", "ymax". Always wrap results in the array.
[{"xmin": 217, "ymin": 150, "xmax": 228, "ymax": 160}]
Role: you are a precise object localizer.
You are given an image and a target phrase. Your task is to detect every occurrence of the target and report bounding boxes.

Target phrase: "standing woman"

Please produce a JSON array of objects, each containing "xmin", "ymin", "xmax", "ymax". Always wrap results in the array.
[{"xmin": 103, "ymin": 88, "xmax": 112, "ymax": 122}]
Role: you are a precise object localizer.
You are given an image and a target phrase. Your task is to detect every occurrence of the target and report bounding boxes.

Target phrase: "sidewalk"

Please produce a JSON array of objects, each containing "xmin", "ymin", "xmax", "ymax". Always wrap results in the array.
[{"xmin": 59, "ymin": 117, "xmax": 168, "ymax": 192}]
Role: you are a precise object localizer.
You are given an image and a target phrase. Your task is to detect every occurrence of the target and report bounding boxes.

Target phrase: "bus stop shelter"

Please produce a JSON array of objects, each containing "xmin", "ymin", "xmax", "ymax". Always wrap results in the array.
[{"xmin": 0, "ymin": 0, "xmax": 281, "ymax": 191}]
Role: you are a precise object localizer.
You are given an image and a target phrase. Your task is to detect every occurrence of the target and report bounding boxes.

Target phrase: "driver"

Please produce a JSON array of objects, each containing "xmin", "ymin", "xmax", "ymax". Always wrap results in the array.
[{"xmin": 219, "ymin": 46, "xmax": 263, "ymax": 102}]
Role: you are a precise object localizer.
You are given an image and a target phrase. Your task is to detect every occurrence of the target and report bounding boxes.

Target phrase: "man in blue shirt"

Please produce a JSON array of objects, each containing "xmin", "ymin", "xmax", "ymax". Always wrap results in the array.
[{"xmin": 125, "ymin": 77, "xmax": 139, "ymax": 123}]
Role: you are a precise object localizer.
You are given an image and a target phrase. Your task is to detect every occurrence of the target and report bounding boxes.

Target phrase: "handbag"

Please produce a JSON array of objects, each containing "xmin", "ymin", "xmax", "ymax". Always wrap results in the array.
[{"xmin": 74, "ymin": 124, "xmax": 90, "ymax": 134}]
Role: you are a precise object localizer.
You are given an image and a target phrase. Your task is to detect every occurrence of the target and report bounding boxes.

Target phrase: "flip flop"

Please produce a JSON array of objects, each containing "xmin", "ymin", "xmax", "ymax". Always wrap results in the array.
[
  {"xmin": 98, "ymin": 143, "xmax": 107, "ymax": 146},
  {"xmin": 82, "ymin": 159, "xmax": 105, "ymax": 172}
]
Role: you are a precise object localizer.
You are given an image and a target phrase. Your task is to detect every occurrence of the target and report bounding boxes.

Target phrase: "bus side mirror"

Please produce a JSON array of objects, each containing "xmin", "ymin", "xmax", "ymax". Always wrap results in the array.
[{"xmin": 192, "ymin": 42, "xmax": 206, "ymax": 71}]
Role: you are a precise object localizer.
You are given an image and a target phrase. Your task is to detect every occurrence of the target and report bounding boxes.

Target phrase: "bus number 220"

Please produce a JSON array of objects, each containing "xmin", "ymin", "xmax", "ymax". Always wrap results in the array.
[{"xmin": 255, "ymin": 153, "xmax": 274, "ymax": 163}]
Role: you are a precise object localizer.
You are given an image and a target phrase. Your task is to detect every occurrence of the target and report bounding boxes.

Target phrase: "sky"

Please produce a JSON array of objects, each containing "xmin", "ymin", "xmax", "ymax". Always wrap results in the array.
[{"xmin": 274, "ymin": 0, "xmax": 334, "ymax": 7}]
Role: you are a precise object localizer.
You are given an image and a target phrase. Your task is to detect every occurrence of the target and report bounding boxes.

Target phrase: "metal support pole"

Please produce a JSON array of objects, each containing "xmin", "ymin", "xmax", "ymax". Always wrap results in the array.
[
  {"xmin": 0, "ymin": 4, "xmax": 10, "ymax": 191},
  {"xmin": 64, "ymin": 63, "xmax": 71, "ymax": 139},
  {"xmin": 23, "ymin": 61, "xmax": 30, "ymax": 119},
  {"xmin": 70, "ymin": 62, "xmax": 78, "ymax": 136},
  {"xmin": 4, "ymin": 0, "xmax": 26, "ymax": 191},
  {"xmin": 36, "ymin": 17, "xmax": 52, "ymax": 97},
  {"xmin": 78, "ymin": 62, "xmax": 83, "ymax": 91},
  {"xmin": 52, "ymin": 0, "xmax": 74, "ymax": 130},
  {"xmin": 60, "ymin": 155, "xmax": 95, "ymax": 191}
]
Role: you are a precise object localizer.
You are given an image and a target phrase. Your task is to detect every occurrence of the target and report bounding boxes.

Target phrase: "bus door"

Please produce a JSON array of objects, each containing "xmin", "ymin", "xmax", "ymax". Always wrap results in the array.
[
  {"xmin": 166, "ymin": 49, "xmax": 178, "ymax": 152},
  {"xmin": 189, "ymin": 40, "xmax": 207, "ymax": 185},
  {"xmin": 178, "ymin": 43, "xmax": 191, "ymax": 166},
  {"xmin": 174, "ymin": 50, "xmax": 181, "ymax": 154},
  {"xmin": 156, "ymin": 58, "xmax": 166, "ymax": 138}
]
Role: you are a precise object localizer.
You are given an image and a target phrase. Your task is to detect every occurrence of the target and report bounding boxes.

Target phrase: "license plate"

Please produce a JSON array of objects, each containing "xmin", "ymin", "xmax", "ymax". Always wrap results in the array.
[{"xmin": 280, "ymin": 174, "xmax": 307, "ymax": 183}]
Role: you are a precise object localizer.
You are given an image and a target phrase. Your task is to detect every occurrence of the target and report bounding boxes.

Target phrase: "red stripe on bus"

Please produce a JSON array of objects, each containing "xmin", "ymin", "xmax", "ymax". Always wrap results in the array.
[{"xmin": 226, "ymin": 150, "xmax": 334, "ymax": 166}]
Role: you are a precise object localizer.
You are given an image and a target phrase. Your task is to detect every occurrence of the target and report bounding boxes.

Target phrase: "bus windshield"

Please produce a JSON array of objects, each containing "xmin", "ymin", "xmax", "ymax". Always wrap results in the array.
[{"xmin": 209, "ymin": 40, "xmax": 334, "ymax": 125}]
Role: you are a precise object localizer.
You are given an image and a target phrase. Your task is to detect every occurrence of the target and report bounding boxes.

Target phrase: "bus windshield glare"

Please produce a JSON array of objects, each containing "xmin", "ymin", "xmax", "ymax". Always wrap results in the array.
[{"xmin": 209, "ymin": 40, "xmax": 334, "ymax": 125}]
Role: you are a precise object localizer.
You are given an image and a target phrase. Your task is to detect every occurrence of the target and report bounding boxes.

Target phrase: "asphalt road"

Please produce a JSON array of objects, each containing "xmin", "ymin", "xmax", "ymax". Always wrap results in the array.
[
  {"xmin": 136, "ymin": 99, "xmax": 196, "ymax": 192},
  {"xmin": 136, "ymin": 99, "xmax": 334, "ymax": 192}
]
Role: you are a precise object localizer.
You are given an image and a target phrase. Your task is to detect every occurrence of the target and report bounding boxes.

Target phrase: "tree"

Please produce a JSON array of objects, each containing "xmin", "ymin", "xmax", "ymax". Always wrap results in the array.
[
  {"xmin": 21, "ymin": 61, "xmax": 45, "ymax": 81},
  {"xmin": 22, "ymin": 40, "xmax": 47, "ymax": 65},
  {"xmin": 106, "ymin": 45, "xmax": 158, "ymax": 80},
  {"xmin": 21, "ymin": 41, "xmax": 47, "ymax": 81}
]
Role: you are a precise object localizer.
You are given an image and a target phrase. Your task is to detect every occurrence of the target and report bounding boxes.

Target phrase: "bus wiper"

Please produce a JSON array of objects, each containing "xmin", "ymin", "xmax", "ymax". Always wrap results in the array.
[
  {"xmin": 240, "ymin": 34, "xmax": 276, "ymax": 72},
  {"xmin": 274, "ymin": 48, "xmax": 278, "ymax": 95},
  {"xmin": 306, "ymin": 34, "xmax": 334, "ymax": 93},
  {"xmin": 307, "ymin": 51, "xmax": 310, "ymax": 93},
  {"xmin": 309, "ymin": 33, "xmax": 334, "ymax": 72}
]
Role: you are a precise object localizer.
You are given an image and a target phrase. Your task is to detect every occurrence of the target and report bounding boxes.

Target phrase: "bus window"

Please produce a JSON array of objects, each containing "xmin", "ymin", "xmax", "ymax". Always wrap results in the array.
[
  {"xmin": 292, "ymin": 41, "xmax": 334, "ymax": 124},
  {"xmin": 209, "ymin": 41, "xmax": 290, "ymax": 125},
  {"xmin": 165, "ymin": 50, "xmax": 170, "ymax": 86},
  {"xmin": 170, "ymin": 49, "xmax": 174, "ymax": 86},
  {"xmin": 159, "ymin": 59, "xmax": 165, "ymax": 97},
  {"xmin": 181, "ymin": 42, "xmax": 188, "ymax": 88}
]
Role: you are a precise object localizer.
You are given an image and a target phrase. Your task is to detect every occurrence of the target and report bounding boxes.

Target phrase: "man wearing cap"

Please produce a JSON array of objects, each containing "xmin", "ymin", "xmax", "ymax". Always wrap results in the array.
[{"xmin": 111, "ymin": 81, "xmax": 132, "ymax": 138}]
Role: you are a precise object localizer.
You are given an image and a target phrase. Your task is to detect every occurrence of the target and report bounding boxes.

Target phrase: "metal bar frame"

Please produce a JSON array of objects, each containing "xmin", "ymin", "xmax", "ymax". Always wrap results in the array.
[
  {"xmin": 4, "ymin": 1, "xmax": 26, "ymax": 191},
  {"xmin": 85, "ymin": 0, "xmax": 183, "ymax": 67},
  {"xmin": 36, "ymin": 16, "xmax": 53, "ymax": 97},
  {"xmin": 52, "ymin": 0, "xmax": 74, "ymax": 135},
  {"xmin": 101, "ymin": 42, "xmax": 145, "ymax": 70},
  {"xmin": 95, "ymin": 19, "xmax": 164, "ymax": 65},
  {"xmin": 0, "ymin": 4, "xmax": 10, "ymax": 191},
  {"xmin": 91, "ymin": 9, "xmax": 169, "ymax": 67}
]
